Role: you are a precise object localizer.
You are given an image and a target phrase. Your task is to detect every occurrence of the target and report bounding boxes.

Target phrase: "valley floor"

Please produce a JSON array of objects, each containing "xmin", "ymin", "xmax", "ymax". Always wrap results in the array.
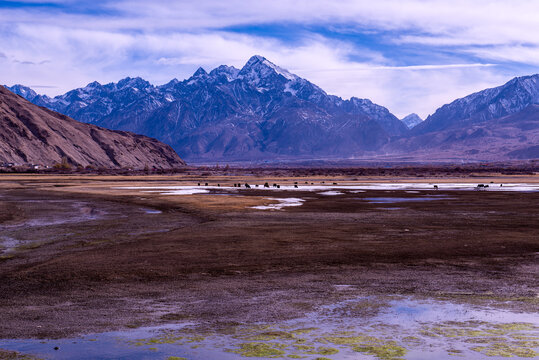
[{"xmin": 0, "ymin": 173, "xmax": 537, "ymax": 359}]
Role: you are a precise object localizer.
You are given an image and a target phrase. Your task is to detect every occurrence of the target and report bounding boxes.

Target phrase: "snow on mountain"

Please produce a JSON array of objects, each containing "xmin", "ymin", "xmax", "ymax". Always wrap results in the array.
[
  {"xmin": 6, "ymin": 66, "xmax": 539, "ymax": 161},
  {"xmin": 414, "ymin": 74, "xmax": 539, "ymax": 134},
  {"xmin": 5, "ymin": 55, "xmax": 408, "ymax": 161},
  {"xmin": 400, "ymin": 113, "xmax": 423, "ymax": 129}
]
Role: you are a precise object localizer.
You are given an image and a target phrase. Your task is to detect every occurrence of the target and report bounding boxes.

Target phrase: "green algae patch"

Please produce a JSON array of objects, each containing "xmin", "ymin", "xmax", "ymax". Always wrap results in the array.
[
  {"xmin": 511, "ymin": 334, "xmax": 539, "ymax": 340},
  {"xmin": 447, "ymin": 349, "xmax": 463, "ymax": 356},
  {"xmin": 401, "ymin": 336, "xmax": 422, "ymax": 345},
  {"xmin": 415, "ymin": 320, "xmax": 539, "ymax": 357},
  {"xmin": 166, "ymin": 357, "xmax": 187, "ymax": 360},
  {"xmin": 493, "ymin": 323, "xmax": 537, "ymax": 332},
  {"xmin": 244, "ymin": 330, "xmax": 297, "ymax": 341},
  {"xmin": 323, "ymin": 334, "xmax": 383, "ymax": 345},
  {"xmin": 303, "ymin": 346, "xmax": 339, "ymax": 355},
  {"xmin": 353, "ymin": 343, "xmax": 407, "ymax": 360},
  {"xmin": 471, "ymin": 342, "xmax": 538, "ymax": 358},
  {"xmin": 321, "ymin": 332, "xmax": 407, "ymax": 360},
  {"xmin": 425, "ymin": 325, "xmax": 490, "ymax": 338},
  {"xmin": 124, "ymin": 314, "xmax": 536, "ymax": 360},
  {"xmin": 129, "ymin": 331, "xmax": 205, "ymax": 348},
  {"xmin": 421, "ymin": 321, "xmax": 538, "ymax": 341},
  {"xmin": 290, "ymin": 328, "xmax": 318, "ymax": 336},
  {"xmin": 516, "ymin": 340, "xmax": 539, "ymax": 348},
  {"xmin": 228, "ymin": 342, "xmax": 287, "ymax": 358},
  {"xmin": 294, "ymin": 345, "xmax": 314, "ymax": 351},
  {"xmin": 463, "ymin": 337, "xmax": 506, "ymax": 344}
]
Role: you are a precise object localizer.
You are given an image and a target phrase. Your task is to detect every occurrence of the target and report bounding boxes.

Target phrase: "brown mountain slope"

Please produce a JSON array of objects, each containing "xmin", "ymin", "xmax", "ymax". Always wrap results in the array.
[
  {"xmin": 0, "ymin": 87, "xmax": 185, "ymax": 168},
  {"xmin": 384, "ymin": 105, "xmax": 539, "ymax": 161}
]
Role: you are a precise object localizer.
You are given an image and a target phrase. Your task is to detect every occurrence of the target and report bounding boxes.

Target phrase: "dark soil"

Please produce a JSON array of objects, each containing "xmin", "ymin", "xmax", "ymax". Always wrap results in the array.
[{"xmin": 0, "ymin": 182, "xmax": 537, "ymax": 339}]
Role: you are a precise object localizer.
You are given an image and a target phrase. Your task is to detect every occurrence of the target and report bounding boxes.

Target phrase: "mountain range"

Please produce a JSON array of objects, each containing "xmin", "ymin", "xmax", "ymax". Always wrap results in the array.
[
  {"xmin": 0, "ymin": 86, "xmax": 185, "ymax": 168},
  {"xmin": 389, "ymin": 74, "xmax": 539, "ymax": 161},
  {"xmin": 5, "ymin": 56, "xmax": 539, "ymax": 162}
]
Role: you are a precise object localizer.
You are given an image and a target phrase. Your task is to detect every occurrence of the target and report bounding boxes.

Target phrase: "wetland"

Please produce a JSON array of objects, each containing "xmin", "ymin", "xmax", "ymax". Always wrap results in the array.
[{"xmin": 0, "ymin": 173, "xmax": 537, "ymax": 359}]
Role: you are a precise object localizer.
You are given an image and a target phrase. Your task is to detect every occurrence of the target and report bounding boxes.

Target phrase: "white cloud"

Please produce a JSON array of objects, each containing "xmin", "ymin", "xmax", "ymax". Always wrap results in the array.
[
  {"xmin": 464, "ymin": 45, "xmax": 539, "ymax": 66},
  {"xmin": 0, "ymin": 0, "xmax": 538, "ymax": 117},
  {"xmin": 295, "ymin": 62, "xmax": 508, "ymax": 119}
]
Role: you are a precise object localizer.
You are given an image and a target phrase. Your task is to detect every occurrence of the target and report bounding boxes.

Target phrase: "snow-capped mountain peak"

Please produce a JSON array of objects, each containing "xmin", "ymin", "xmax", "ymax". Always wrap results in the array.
[
  {"xmin": 116, "ymin": 77, "xmax": 152, "ymax": 90},
  {"xmin": 400, "ymin": 113, "xmax": 423, "ymax": 129},
  {"xmin": 5, "ymin": 84, "xmax": 38, "ymax": 100},
  {"xmin": 83, "ymin": 81, "xmax": 102, "ymax": 90},
  {"xmin": 192, "ymin": 67, "xmax": 208, "ymax": 77},
  {"xmin": 238, "ymin": 55, "xmax": 298, "ymax": 85},
  {"xmin": 209, "ymin": 65, "xmax": 240, "ymax": 82}
]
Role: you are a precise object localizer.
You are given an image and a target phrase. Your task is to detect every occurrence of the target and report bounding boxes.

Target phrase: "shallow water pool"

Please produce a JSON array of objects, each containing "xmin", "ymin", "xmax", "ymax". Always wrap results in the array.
[{"xmin": 2, "ymin": 296, "xmax": 537, "ymax": 359}]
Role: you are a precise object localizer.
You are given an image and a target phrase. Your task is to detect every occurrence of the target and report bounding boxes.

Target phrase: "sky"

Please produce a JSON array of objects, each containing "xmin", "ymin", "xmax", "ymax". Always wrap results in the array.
[{"xmin": 1, "ymin": 1, "xmax": 539, "ymax": 118}]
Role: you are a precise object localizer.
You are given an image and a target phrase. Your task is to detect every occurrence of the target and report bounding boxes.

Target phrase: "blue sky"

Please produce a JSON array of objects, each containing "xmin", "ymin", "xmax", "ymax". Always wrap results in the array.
[{"xmin": 1, "ymin": 0, "xmax": 539, "ymax": 118}]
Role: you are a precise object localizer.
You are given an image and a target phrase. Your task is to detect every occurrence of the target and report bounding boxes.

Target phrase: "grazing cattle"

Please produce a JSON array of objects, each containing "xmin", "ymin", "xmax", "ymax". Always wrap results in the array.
[
  {"xmin": 264, "ymin": 182, "xmax": 270, "ymax": 188},
  {"xmin": 294, "ymin": 185, "xmax": 298, "ymax": 188},
  {"xmin": 333, "ymin": 182, "xmax": 338, "ymax": 185},
  {"xmin": 277, "ymin": 185, "xmax": 280, "ymax": 188},
  {"xmin": 434, "ymin": 185, "xmax": 438, "ymax": 190},
  {"xmin": 217, "ymin": 184, "xmax": 220, "ymax": 187},
  {"xmin": 294, "ymin": 181, "xmax": 298, "ymax": 184},
  {"xmin": 198, "ymin": 183, "xmax": 201, "ymax": 186},
  {"xmin": 205, "ymin": 183, "xmax": 208, "ymax": 186},
  {"xmin": 245, "ymin": 183, "xmax": 251, "ymax": 188}
]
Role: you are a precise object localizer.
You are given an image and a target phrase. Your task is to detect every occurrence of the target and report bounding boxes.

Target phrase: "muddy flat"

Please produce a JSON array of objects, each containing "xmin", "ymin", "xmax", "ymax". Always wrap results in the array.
[{"xmin": 0, "ymin": 174, "xmax": 538, "ymax": 359}]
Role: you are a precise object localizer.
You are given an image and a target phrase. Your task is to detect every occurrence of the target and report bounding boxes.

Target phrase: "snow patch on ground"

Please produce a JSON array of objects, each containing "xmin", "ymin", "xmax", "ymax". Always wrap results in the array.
[
  {"xmin": 116, "ymin": 186, "xmax": 221, "ymax": 195},
  {"xmin": 252, "ymin": 198, "xmax": 304, "ymax": 210},
  {"xmin": 116, "ymin": 183, "xmax": 539, "ymax": 194},
  {"xmin": 318, "ymin": 191, "xmax": 343, "ymax": 196},
  {"xmin": 149, "ymin": 189, "xmax": 209, "ymax": 195}
]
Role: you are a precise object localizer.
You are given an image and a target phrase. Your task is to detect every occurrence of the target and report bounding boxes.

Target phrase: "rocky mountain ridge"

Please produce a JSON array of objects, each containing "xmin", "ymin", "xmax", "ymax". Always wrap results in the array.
[
  {"xmin": 0, "ymin": 86, "xmax": 185, "ymax": 168},
  {"xmin": 414, "ymin": 74, "xmax": 539, "ymax": 134},
  {"xmin": 7, "ymin": 55, "xmax": 407, "ymax": 161},
  {"xmin": 7, "ymin": 58, "xmax": 539, "ymax": 162}
]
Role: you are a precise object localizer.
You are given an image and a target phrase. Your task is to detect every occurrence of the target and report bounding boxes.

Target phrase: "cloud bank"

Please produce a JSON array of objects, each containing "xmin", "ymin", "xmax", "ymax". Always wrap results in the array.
[{"xmin": 1, "ymin": 0, "xmax": 538, "ymax": 117}]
